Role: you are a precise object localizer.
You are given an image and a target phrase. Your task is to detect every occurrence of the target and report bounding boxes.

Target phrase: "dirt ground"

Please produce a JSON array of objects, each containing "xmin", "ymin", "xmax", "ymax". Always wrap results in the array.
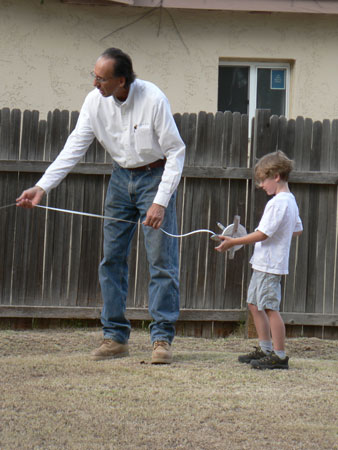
[{"xmin": 0, "ymin": 328, "xmax": 337, "ymax": 450}]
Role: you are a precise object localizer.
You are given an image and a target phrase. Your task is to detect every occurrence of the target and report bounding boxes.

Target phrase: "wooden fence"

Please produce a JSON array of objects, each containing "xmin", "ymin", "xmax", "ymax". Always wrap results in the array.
[{"xmin": 0, "ymin": 107, "xmax": 337, "ymax": 338}]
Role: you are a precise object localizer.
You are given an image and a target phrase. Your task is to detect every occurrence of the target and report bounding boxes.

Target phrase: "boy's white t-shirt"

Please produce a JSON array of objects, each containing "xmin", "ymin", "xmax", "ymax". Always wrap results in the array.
[{"xmin": 250, "ymin": 192, "xmax": 303, "ymax": 275}]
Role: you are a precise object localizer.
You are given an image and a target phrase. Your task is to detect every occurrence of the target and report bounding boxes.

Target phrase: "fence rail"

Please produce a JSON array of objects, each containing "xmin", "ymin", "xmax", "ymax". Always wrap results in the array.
[{"xmin": 1, "ymin": 107, "xmax": 338, "ymax": 338}]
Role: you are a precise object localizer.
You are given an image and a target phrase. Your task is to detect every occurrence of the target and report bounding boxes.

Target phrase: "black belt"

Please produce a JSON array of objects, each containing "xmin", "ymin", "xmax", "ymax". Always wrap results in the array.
[{"xmin": 127, "ymin": 159, "xmax": 166, "ymax": 171}]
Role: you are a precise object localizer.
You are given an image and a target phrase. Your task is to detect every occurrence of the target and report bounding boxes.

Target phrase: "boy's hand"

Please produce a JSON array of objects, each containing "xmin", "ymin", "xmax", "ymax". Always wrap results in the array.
[{"xmin": 215, "ymin": 235, "xmax": 235, "ymax": 253}]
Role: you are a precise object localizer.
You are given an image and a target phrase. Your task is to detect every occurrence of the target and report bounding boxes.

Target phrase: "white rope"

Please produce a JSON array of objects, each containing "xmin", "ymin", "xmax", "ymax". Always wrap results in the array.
[
  {"xmin": 0, "ymin": 203, "xmax": 17, "ymax": 210},
  {"xmin": 160, "ymin": 228, "xmax": 214, "ymax": 238},
  {"xmin": 2, "ymin": 203, "xmax": 216, "ymax": 238},
  {"xmin": 36, "ymin": 205, "xmax": 215, "ymax": 238},
  {"xmin": 36, "ymin": 205, "xmax": 138, "ymax": 224}
]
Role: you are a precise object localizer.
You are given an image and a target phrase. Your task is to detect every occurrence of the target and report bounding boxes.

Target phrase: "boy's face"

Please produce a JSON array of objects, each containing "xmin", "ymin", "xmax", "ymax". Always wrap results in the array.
[{"xmin": 258, "ymin": 174, "xmax": 281, "ymax": 196}]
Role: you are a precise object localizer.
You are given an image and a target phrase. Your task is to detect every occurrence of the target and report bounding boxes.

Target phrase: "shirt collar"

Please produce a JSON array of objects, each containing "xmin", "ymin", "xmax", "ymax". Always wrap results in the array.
[{"xmin": 112, "ymin": 80, "xmax": 136, "ymax": 107}]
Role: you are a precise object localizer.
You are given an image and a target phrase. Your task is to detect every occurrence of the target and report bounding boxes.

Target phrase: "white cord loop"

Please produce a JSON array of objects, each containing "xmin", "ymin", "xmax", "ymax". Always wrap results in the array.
[{"xmin": 2, "ymin": 203, "xmax": 216, "ymax": 238}]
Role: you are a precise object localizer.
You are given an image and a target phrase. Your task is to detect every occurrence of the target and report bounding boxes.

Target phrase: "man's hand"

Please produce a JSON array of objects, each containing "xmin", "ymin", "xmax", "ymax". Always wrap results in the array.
[
  {"xmin": 215, "ymin": 235, "xmax": 235, "ymax": 253},
  {"xmin": 16, "ymin": 186, "xmax": 45, "ymax": 208},
  {"xmin": 143, "ymin": 203, "xmax": 165, "ymax": 229}
]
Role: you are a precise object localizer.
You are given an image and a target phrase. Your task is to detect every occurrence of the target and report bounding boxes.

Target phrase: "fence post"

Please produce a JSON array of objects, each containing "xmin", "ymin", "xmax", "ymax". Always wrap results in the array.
[{"xmin": 246, "ymin": 109, "xmax": 272, "ymax": 338}]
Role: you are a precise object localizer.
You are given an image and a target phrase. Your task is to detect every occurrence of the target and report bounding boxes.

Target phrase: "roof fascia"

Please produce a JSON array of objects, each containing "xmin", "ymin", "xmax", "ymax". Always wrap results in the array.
[{"xmin": 98, "ymin": 0, "xmax": 338, "ymax": 15}]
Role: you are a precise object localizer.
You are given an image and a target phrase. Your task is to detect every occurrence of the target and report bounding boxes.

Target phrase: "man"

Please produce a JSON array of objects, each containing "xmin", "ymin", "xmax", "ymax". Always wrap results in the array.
[{"xmin": 17, "ymin": 48, "xmax": 185, "ymax": 364}]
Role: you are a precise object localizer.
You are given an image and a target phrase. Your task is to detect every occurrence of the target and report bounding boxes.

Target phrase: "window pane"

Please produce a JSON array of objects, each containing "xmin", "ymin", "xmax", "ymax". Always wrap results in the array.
[
  {"xmin": 257, "ymin": 68, "xmax": 286, "ymax": 116},
  {"xmin": 218, "ymin": 66, "xmax": 249, "ymax": 114}
]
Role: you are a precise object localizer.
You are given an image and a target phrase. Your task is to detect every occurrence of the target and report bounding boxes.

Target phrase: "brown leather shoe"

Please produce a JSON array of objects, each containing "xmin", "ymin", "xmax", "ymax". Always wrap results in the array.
[
  {"xmin": 151, "ymin": 341, "xmax": 173, "ymax": 364},
  {"xmin": 91, "ymin": 339, "xmax": 129, "ymax": 361}
]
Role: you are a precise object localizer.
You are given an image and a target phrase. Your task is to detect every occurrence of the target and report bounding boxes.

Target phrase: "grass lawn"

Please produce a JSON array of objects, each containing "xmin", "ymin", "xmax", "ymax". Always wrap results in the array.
[{"xmin": 1, "ymin": 328, "xmax": 337, "ymax": 449}]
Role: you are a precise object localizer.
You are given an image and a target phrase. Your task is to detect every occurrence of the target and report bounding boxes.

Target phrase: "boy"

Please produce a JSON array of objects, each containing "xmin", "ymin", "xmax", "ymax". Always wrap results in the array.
[{"xmin": 215, "ymin": 150, "xmax": 303, "ymax": 370}]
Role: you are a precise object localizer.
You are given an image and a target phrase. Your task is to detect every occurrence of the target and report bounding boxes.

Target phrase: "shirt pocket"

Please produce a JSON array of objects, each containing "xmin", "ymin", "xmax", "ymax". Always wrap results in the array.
[{"xmin": 134, "ymin": 125, "xmax": 153, "ymax": 154}]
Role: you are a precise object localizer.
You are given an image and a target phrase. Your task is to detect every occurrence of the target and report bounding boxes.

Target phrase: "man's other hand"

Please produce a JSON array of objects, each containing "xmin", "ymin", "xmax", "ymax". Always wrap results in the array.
[{"xmin": 143, "ymin": 203, "xmax": 165, "ymax": 229}]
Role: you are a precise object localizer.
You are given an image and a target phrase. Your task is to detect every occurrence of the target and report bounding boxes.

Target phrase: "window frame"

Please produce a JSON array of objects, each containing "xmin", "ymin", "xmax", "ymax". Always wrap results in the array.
[{"xmin": 218, "ymin": 60, "xmax": 291, "ymax": 127}]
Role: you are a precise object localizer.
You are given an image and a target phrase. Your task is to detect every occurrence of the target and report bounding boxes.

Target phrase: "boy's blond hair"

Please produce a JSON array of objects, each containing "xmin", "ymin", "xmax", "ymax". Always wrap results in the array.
[{"xmin": 254, "ymin": 150, "xmax": 294, "ymax": 182}]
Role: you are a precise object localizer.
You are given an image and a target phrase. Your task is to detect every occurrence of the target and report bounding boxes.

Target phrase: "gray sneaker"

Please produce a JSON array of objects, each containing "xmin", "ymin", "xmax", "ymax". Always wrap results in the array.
[
  {"xmin": 250, "ymin": 351, "xmax": 289, "ymax": 370},
  {"xmin": 238, "ymin": 346, "xmax": 267, "ymax": 364}
]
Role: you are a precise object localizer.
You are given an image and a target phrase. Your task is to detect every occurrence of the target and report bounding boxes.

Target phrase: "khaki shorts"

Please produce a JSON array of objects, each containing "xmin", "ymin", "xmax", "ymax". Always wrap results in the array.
[{"xmin": 247, "ymin": 270, "xmax": 282, "ymax": 311}]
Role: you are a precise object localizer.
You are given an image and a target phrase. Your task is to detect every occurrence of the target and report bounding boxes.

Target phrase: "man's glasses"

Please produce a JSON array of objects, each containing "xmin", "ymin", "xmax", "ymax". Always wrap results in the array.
[{"xmin": 90, "ymin": 71, "xmax": 114, "ymax": 83}]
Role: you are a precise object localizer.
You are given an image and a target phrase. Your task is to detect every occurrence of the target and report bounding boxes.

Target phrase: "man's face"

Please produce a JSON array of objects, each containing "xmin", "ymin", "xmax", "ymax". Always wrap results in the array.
[{"xmin": 92, "ymin": 57, "xmax": 126, "ymax": 99}]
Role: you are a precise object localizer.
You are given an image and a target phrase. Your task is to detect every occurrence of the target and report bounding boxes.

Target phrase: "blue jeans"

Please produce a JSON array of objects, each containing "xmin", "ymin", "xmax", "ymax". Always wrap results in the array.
[{"xmin": 99, "ymin": 163, "xmax": 180, "ymax": 344}]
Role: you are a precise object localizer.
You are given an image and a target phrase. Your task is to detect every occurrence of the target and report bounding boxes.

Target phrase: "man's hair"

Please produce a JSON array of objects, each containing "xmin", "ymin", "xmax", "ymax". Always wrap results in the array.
[
  {"xmin": 254, "ymin": 150, "xmax": 294, "ymax": 182},
  {"xmin": 101, "ymin": 48, "xmax": 136, "ymax": 88}
]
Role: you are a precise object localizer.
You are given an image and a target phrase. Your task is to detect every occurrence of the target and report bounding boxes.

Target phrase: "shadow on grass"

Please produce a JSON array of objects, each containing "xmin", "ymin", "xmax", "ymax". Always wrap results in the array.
[{"xmin": 173, "ymin": 351, "xmax": 232, "ymax": 362}]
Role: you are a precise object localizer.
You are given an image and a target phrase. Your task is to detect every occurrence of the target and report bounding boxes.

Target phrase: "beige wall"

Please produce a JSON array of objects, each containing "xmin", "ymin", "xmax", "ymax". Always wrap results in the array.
[{"xmin": 1, "ymin": 0, "xmax": 338, "ymax": 121}]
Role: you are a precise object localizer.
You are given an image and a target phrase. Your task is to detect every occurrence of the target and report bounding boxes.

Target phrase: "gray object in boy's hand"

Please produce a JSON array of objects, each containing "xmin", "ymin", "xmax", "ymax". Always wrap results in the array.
[{"xmin": 210, "ymin": 216, "xmax": 247, "ymax": 258}]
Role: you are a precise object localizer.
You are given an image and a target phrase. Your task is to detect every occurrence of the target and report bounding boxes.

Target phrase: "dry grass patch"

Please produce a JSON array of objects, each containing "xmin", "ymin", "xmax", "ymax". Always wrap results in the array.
[{"xmin": 0, "ymin": 328, "xmax": 337, "ymax": 449}]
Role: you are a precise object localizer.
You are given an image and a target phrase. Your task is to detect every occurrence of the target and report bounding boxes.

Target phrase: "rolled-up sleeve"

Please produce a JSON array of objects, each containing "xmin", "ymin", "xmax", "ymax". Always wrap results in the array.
[{"xmin": 294, "ymin": 216, "xmax": 303, "ymax": 233}]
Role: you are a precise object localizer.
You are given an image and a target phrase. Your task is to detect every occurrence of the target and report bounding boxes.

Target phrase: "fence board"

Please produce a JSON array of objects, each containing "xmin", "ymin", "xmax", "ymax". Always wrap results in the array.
[
  {"xmin": 179, "ymin": 112, "xmax": 197, "ymax": 166},
  {"xmin": 230, "ymin": 112, "xmax": 241, "ymax": 166},
  {"xmin": 207, "ymin": 179, "xmax": 226, "ymax": 309},
  {"xmin": 11, "ymin": 179, "xmax": 41, "ymax": 304},
  {"xmin": 324, "ymin": 186, "xmax": 337, "ymax": 314},
  {"xmin": 180, "ymin": 180, "xmax": 203, "ymax": 307},
  {"xmin": 307, "ymin": 122, "xmax": 323, "ymax": 313},
  {"xmin": 9, "ymin": 109, "xmax": 21, "ymax": 160},
  {"xmin": 214, "ymin": 111, "xmax": 225, "ymax": 166},
  {"xmin": 283, "ymin": 115, "xmax": 304, "ymax": 312},
  {"xmin": 222, "ymin": 111, "xmax": 233, "ymax": 167},
  {"xmin": 77, "ymin": 175, "xmax": 104, "ymax": 306},
  {"xmin": 45, "ymin": 184, "xmax": 70, "ymax": 304},
  {"xmin": 293, "ymin": 117, "xmax": 312, "ymax": 312},
  {"xmin": 239, "ymin": 114, "xmax": 249, "ymax": 167},
  {"xmin": 330, "ymin": 120, "xmax": 338, "ymax": 315},
  {"xmin": 269, "ymin": 115, "xmax": 279, "ymax": 152},
  {"xmin": 20, "ymin": 110, "xmax": 40, "ymax": 160},
  {"xmin": 0, "ymin": 109, "xmax": 11, "ymax": 159},
  {"xmin": 331, "ymin": 119, "xmax": 338, "ymax": 168},
  {"xmin": 0, "ymin": 174, "xmax": 17, "ymax": 304},
  {"xmin": 285, "ymin": 118, "xmax": 296, "ymax": 159},
  {"xmin": 0, "ymin": 108, "xmax": 21, "ymax": 304},
  {"xmin": 194, "ymin": 112, "xmax": 213, "ymax": 307},
  {"xmin": 180, "ymin": 113, "xmax": 205, "ymax": 307},
  {"xmin": 277, "ymin": 115, "xmax": 288, "ymax": 153},
  {"xmin": 314, "ymin": 120, "xmax": 332, "ymax": 314},
  {"xmin": 65, "ymin": 174, "xmax": 86, "ymax": 306}
]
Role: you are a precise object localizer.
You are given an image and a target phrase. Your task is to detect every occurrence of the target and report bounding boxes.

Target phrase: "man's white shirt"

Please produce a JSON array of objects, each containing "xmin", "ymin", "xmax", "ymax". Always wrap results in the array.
[
  {"xmin": 250, "ymin": 192, "xmax": 303, "ymax": 275},
  {"xmin": 36, "ymin": 79, "xmax": 186, "ymax": 207}
]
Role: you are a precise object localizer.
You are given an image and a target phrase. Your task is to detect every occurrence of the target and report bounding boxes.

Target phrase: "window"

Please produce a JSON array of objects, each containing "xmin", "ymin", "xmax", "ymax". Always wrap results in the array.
[{"xmin": 218, "ymin": 61, "xmax": 290, "ymax": 129}]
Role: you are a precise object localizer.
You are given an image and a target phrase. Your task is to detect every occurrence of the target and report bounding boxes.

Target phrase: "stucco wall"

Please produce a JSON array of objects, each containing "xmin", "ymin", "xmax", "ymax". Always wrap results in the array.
[{"xmin": 1, "ymin": 0, "xmax": 338, "ymax": 121}]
